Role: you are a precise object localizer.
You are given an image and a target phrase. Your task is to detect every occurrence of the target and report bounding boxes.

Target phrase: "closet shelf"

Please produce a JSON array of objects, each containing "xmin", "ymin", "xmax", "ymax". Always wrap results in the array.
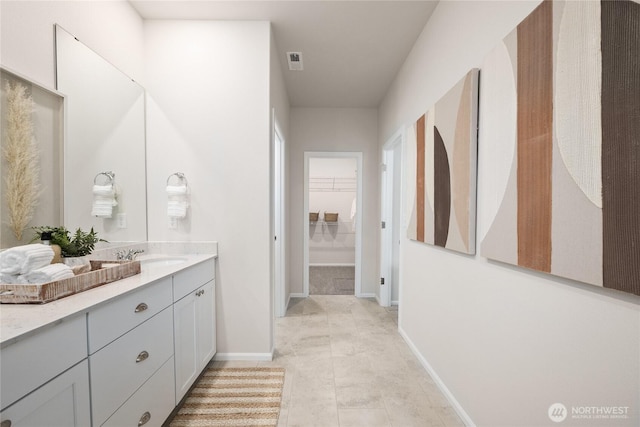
[{"xmin": 309, "ymin": 177, "xmax": 356, "ymax": 192}]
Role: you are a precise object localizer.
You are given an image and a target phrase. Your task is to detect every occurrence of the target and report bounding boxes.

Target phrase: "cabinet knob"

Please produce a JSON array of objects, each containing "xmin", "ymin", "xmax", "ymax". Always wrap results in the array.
[
  {"xmin": 134, "ymin": 302, "xmax": 148, "ymax": 313},
  {"xmin": 196, "ymin": 289, "xmax": 205, "ymax": 296},
  {"xmin": 136, "ymin": 350, "xmax": 149, "ymax": 363},
  {"xmin": 138, "ymin": 411, "xmax": 151, "ymax": 426},
  {"xmin": 1, "ymin": 420, "xmax": 12, "ymax": 427}
]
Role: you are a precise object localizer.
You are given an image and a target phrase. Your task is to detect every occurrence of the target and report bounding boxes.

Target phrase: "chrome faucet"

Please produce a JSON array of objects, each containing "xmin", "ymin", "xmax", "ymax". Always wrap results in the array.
[{"xmin": 115, "ymin": 249, "xmax": 145, "ymax": 261}]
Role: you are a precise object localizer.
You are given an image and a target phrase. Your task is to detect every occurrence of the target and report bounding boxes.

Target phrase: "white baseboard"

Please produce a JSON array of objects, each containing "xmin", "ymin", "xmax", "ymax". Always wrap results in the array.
[
  {"xmin": 391, "ymin": 300, "xmax": 399, "ymax": 306},
  {"xmin": 398, "ymin": 327, "xmax": 475, "ymax": 427},
  {"xmin": 289, "ymin": 293, "xmax": 306, "ymax": 298},
  {"xmin": 214, "ymin": 352, "xmax": 273, "ymax": 362},
  {"xmin": 358, "ymin": 292, "xmax": 376, "ymax": 298}
]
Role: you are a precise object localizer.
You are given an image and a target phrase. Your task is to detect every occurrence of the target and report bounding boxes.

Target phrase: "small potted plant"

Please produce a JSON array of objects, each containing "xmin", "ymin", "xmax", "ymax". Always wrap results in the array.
[{"xmin": 32, "ymin": 226, "xmax": 106, "ymax": 273}]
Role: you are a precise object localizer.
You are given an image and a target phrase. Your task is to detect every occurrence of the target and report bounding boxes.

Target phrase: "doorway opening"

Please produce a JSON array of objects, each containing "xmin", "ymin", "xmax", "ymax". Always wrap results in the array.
[{"xmin": 303, "ymin": 152, "xmax": 363, "ymax": 297}]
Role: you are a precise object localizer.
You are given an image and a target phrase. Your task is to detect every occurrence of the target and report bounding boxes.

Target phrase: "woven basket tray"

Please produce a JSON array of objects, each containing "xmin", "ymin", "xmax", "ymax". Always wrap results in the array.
[{"xmin": 0, "ymin": 260, "xmax": 141, "ymax": 304}]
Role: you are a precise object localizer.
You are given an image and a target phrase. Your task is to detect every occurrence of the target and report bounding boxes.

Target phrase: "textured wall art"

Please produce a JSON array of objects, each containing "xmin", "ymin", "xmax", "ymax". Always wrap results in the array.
[
  {"xmin": 407, "ymin": 69, "xmax": 479, "ymax": 255},
  {"xmin": 479, "ymin": 0, "xmax": 640, "ymax": 296}
]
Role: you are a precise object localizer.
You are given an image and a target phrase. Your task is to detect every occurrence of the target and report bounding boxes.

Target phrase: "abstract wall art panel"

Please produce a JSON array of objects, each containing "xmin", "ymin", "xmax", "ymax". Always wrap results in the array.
[
  {"xmin": 407, "ymin": 69, "xmax": 479, "ymax": 255},
  {"xmin": 480, "ymin": 0, "xmax": 640, "ymax": 296}
]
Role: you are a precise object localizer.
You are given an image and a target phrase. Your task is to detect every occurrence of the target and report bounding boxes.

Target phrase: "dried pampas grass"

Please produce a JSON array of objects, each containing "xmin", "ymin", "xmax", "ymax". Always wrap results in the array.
[{"xmin": 3, "ymin": 80, "xmax": 40, "ymax": 241}]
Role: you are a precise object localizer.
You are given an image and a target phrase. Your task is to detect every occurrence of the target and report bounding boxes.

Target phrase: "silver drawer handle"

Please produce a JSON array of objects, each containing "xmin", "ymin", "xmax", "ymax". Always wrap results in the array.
[
  {"xmin": 136, "ymin": 351, "xmax": 149, "ymax": 363},
  {"xmin": 134, "ymin": 302, "xmax": 148, "ymax": 313},
  {"xmin": 1, "ymin": 420, "xmax": 12, "ymax": 427},
  {"xmin": 138, "ymin": 411, "xmax": 151, "ymax": 426},
  {"xmin": 196, "ymin": 289, "xmax": 205, "ymax": 296}
]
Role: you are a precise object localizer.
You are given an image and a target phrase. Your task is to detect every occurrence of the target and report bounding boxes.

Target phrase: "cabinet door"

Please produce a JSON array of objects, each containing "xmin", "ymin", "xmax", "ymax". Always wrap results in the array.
[
  {"xmin": 196, "ymin": 280, "xmax": 216, "ymax": 369},
  {"xmin": 0, "ymin": 361, "xmax": 90, "ymax": 427},
  {"xmin": 174, "ymin": 290, "xmax": 198, "ymax": 403}
]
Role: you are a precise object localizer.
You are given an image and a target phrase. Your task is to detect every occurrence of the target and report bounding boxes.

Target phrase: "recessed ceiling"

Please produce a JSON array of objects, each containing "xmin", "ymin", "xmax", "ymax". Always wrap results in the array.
[{"xmin": 130, "ymin": 1, "xmax": 438, "ymax": 108}]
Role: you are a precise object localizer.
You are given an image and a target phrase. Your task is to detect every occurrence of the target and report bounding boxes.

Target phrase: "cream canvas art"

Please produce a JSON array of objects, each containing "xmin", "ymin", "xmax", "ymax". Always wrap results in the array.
[
  {"xmin": 407, "ymin": 69, "xmax": 479, "ymax": 255},
  {"xmin": 479, "ymin": 0, "xmax": 640, "ymax": 296}
]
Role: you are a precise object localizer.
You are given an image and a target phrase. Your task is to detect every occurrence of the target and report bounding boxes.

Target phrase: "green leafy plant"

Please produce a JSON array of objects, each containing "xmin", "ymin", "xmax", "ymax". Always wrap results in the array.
[{"xmin": 31, "ymin": 226, "xmax": 106, "ymax": 257}]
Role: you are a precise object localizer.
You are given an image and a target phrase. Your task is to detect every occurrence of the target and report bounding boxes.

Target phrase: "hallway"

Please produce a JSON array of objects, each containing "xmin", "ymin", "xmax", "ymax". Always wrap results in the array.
[{"xmin": 214, "ymin": 296, "xmax": 464, "ymax": 426}]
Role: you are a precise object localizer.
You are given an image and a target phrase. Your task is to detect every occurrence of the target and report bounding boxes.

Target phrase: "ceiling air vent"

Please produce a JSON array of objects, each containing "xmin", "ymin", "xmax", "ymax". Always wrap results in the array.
[{"xmin": 287, "ymin": 52, "xmax": 303, "ymax": 71}]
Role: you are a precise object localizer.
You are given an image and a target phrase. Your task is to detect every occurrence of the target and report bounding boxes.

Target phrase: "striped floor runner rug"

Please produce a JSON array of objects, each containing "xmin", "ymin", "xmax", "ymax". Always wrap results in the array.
[{"xmin": 170, "ymin": 367, "xmax": 286, "ymax": 427}]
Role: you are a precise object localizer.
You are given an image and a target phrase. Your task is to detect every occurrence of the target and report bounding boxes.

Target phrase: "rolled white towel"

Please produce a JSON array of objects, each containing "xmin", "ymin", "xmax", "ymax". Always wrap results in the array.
[
  {"xmin": 24, "ymin": 264, "xmax": 74, "ymax": 284},
  {"xmin": 167, "ymin": 185, "xmax": 187, "ymax": 196},
  {"xmin": 1, "ymin": 273, "xmax": 20, "ymax": 284},
  {"xmin": 0, "ymin": 244, "xmax": 54, "ymax": 275},
  {"xmin": 93, "ymin": 185, "xmax": 115, "ymax": 197}
]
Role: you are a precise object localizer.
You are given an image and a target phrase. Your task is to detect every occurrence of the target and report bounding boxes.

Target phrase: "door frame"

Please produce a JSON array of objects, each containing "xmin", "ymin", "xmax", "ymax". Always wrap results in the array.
[
  {"xmin": 273, "ymin": 113, "xmax": 286, "ymax": 318},
  {"xmin": 303, "ymin": 151, "xmax": 363, "ymax": 297},
  {"xmin": 380, "ymin": 129, "xmax": 404, "ymax": 307}
]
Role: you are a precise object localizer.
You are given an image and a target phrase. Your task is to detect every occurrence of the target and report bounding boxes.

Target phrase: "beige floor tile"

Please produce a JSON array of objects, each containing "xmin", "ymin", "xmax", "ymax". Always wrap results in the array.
[
  {"xmin": 287, "ymin": 403, "xmax": 339, "ymax": 427},
  {"xmin": 335, "ymin": 383, "xmax": 384, "ymax": 408},
  {"xmin": 435, "ymin": 406, "xmax": 466, "ymax": 427},
  {"xmin": 277, "ymin": 407, "xmax": 289, "ymax": 427},
  {"xmin": 259, "ymin": 296, "xmax": 462, "ymax": 427},
  {"xmin": 338, "ymin": 408, "xmax": 391, "ymax": 427}
]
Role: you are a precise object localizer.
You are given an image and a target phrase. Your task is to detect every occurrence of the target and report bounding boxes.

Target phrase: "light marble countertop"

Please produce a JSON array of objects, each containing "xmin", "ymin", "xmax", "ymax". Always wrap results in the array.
[{"xmin": 0, "ymin": 253, "xmax": 217, "ymax": 348}]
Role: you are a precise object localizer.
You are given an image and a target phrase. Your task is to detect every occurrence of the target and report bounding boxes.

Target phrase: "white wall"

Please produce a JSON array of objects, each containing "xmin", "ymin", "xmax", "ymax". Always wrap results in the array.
[
  {"xmin": 144, "ymin": 20, "xmax": 273, "ymax": 356},
  {"xmin": 289, "ymin": 108, "xmax": 378, "ymax": 295},
  {"xmin": 0, "ymin": 1, "xmax": 144, "ymax": 89},
  {"xmin": 379, "ymin": 1, "xmax": 640, "ymax": 426}
]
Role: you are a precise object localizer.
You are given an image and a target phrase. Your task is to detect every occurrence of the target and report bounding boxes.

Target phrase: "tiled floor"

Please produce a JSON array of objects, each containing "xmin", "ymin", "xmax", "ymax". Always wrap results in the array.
[
  {"xmin": 309, "ymin": 266, "xmax": 355, "ymax": 295},
  {"xmin": 213, "ymin": 295, "xmax": 464, "ymax": 427}
]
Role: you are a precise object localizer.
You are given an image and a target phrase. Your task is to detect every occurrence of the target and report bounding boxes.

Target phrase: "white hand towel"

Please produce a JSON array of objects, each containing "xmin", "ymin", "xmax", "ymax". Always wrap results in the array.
[
  {"xmin": 92, "ymin": 184, "xmax": 118, "ymax": 218},
  {"xmin": 167, "ymin": 185, "xmax": 187, "ymax": 196},
  {"xmin": 167, "ymin": 200, "xmax": 188, "ymax": 218},
  {"xmin": 0, "ymin": 244, "xmax": 54, "ymax": 275},
  {"xmin": 25, "ymin": 263, "xmax": 74, "ymax": 284},
  {"xmin": 167, "ymin": 185, "xmax": 189, "ymax": 219}
]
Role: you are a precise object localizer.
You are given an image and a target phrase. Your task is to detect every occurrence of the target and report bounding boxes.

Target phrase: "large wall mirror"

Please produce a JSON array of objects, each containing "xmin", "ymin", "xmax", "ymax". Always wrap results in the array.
[{"xmin": 55, "ymin": 25, "xmax": 147, "ymax": 243}]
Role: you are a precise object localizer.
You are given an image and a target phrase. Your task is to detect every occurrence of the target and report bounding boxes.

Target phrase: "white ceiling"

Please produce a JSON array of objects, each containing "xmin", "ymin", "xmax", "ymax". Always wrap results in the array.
[{"xmin": 130, "ymin": 1, "xmax": 438, "ymax": 107}]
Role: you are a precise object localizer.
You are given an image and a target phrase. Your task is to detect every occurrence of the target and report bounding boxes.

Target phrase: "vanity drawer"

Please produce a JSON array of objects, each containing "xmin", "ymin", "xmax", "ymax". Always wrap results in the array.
[
  {"xmin": 0, "ymin": 314, "xmax": 87, "ymax": 410},
  {"xmin": 90, "ymin": 307, "xmax": 173, "ymax": 426},
  {"xmin": 102, "ymin": 356, "xmax": 175, "ymax": 427},
  {"xmin": 88, "ymin": 276, "xmax": 172, "ymax": 353},
  {"xmin": 173, "ymin": 259, "xmax": 215, "ymax": 301}
]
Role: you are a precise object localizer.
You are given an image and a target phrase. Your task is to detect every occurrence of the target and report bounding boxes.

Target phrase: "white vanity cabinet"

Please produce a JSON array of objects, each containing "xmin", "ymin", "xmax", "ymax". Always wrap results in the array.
[
  {"xmin": 0, "ymin": 361, "xmax": 90, "ymax": 427},
  {"xmin": 88, "ymin": 276, "xmax": 174, "ymax": 426},
  {"xmin": 173, "ymin": 260, "xmax": 216, "ymax": 402},
  {"xmin": 0, "ymin": 254, "xmax": 217, "ymax": 427},
  {"xmin": 0, "ymin": 315, "xmax": 90, "ymax": 427}
]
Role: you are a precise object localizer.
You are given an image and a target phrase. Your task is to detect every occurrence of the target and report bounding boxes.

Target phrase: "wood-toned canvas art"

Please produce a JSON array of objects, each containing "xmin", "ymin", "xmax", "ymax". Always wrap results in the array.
[
  {"xmin": 407, "ymin": 69, "xmax": 479, "ymax": 255},
  {"xmin": 479, "ymin": 0, "xmax": 640, "ymax": 296}
]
